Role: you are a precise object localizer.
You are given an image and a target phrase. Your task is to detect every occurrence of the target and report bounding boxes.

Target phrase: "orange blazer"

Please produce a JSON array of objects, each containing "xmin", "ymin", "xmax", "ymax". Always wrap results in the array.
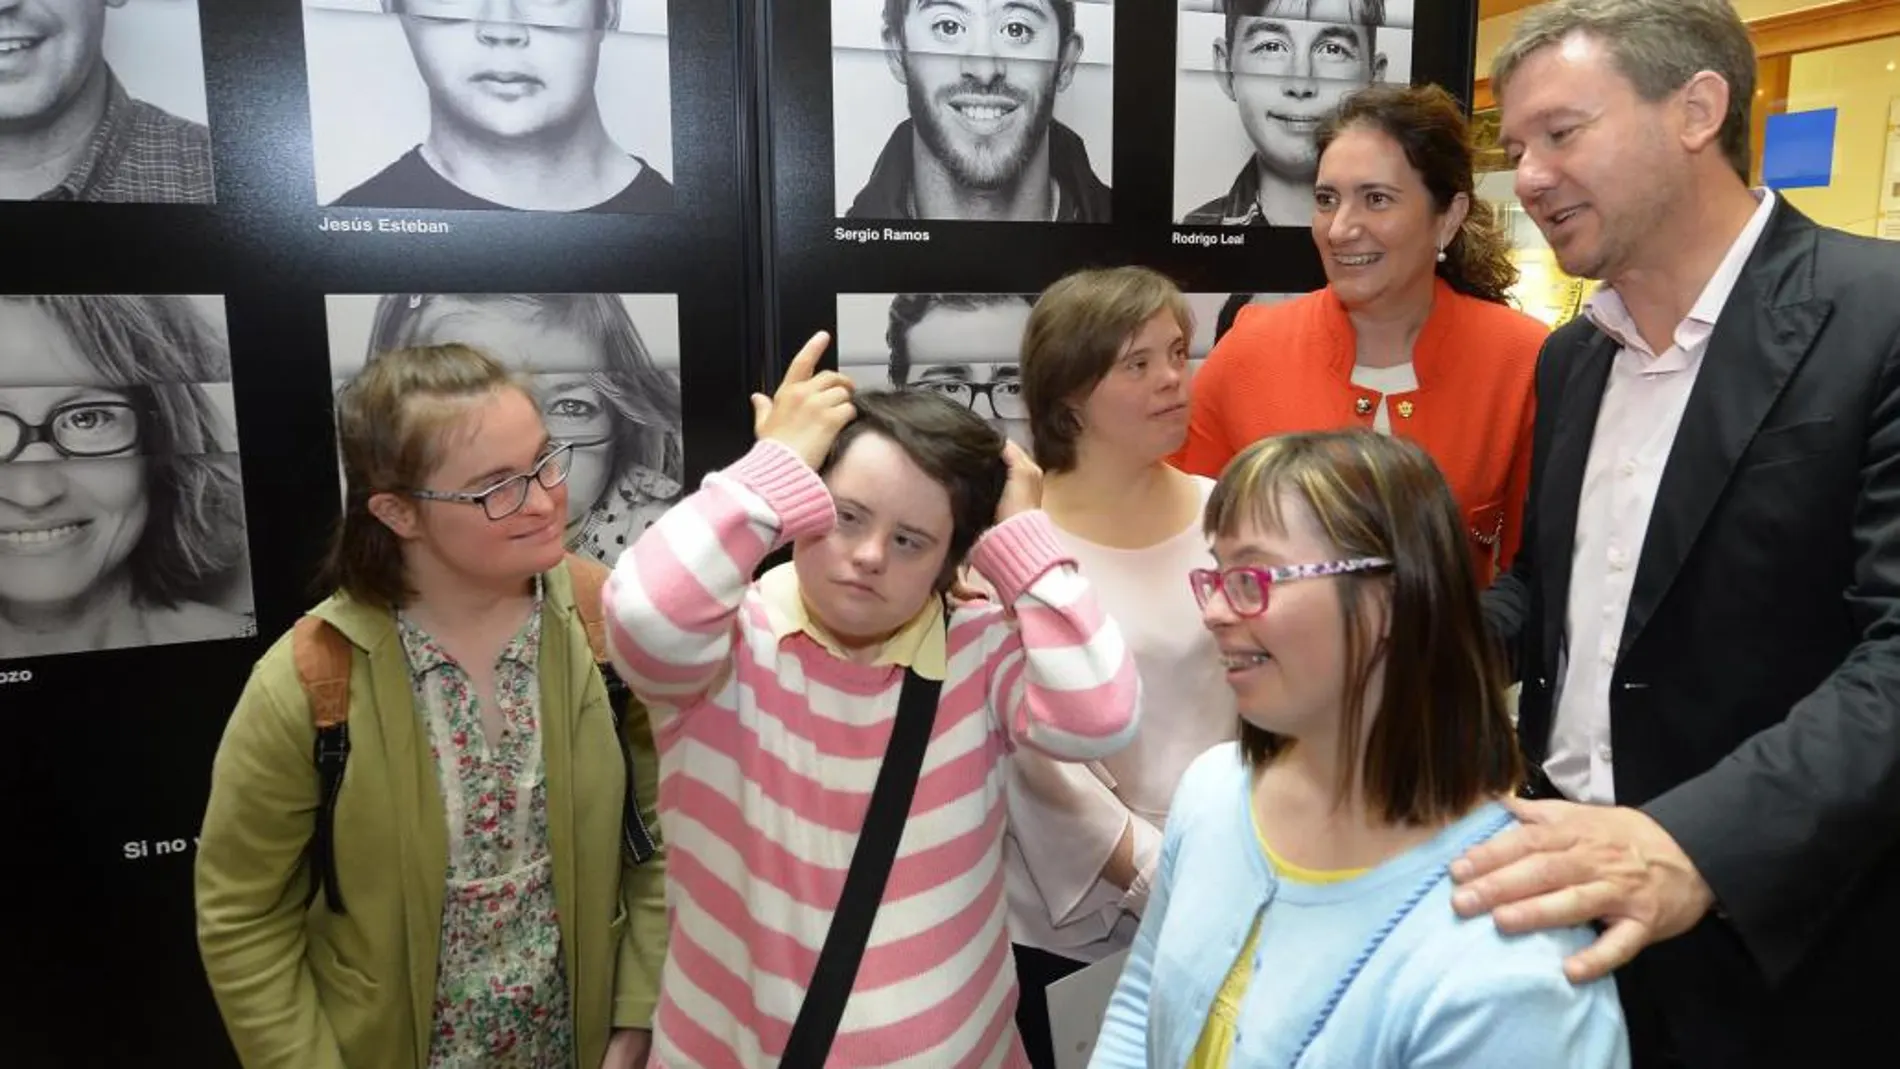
[{"xmin": 1176, "ymin": 279, "xmax": 1547, "ymax": 582}]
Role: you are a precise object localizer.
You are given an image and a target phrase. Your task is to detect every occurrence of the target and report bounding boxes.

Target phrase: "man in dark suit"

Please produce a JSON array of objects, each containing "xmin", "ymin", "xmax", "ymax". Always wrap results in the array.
[{"xmin": 1446, "ymin": 2, "xmax": 1900, "ymax": 1067}]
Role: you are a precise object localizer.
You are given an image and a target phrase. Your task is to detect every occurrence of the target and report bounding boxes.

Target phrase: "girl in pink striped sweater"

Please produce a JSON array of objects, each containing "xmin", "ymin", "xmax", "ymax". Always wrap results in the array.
[{"xmin": 602, "ymin": 333, "xmax": 1141, "ymax": 1068}]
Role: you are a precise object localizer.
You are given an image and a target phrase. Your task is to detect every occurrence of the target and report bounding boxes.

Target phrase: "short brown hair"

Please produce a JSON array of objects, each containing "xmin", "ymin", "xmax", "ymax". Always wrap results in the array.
[
  {"xmin": 1204, "ymin": 430, "xmax": 1522, "ymax": 826},
  {"xmin": 1020, "ymin": 266, "xmax": 1194, "ymax": 473},
  {"xmin": 1490, "ymin": 0, "xmax": 1756, "ymax": 183},
  {"xmin": 1315, "ymin": 84, "xmax": 1519, "ymax": 305},
  {"xmin": 320, "ymin": 343, "xmax": 526, "ymax": 610},
  {"xmin": 820, "ymin": 390, "xmax": 1008, "ymax": 593}
]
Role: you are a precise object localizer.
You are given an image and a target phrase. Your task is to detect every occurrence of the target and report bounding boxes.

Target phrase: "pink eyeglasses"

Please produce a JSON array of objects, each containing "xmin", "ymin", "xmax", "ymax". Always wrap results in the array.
[{"xmin": 1188, "ymin": 557, "xmax": 1392, "ymax": 617}]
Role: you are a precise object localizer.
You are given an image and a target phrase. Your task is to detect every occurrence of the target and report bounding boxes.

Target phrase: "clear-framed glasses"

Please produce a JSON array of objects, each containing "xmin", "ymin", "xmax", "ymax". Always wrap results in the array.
[
  {"xmin": 410, "ymin": 441, "xmax": 574, "ymax": 521},
  {"xmin": 916, "ymin": 378, "xmax": 1026, "ymax": 420},
  {"xmin": 0, "ymin": 399, "xmax": 143, "ymax": 463},
  {"xmin": 399, "ymin": 0, "xmax": 600, "ymax": 29},
  {"xmin": 1188, "ymin": 557, "xmax": 1392, "ymax": 618}
]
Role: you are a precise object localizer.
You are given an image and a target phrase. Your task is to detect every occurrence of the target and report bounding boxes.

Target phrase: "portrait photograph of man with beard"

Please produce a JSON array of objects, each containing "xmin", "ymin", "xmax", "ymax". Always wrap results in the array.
[
  {"xmin": 301, "ymin": 0, "xmax": 674, "ymax": 213},
  {"xmin": 832, "ymin": 0, "xmax": 1113, "ymax": 223}
]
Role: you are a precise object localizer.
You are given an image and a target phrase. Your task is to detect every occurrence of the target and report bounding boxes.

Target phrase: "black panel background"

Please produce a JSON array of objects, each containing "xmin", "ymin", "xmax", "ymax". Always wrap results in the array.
[
  {"xmin": 6, "ymin": 1, "xmax": 755, "ymax": 1063},
  {"xmin": 5, "ymin": 0, "xmax": 1476, "ymax": 1062}
]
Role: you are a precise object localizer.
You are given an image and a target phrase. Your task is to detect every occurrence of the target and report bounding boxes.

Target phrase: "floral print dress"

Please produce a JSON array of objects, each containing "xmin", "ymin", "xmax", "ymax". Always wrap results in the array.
[{"xmin": 397, "ymin": 585, "xmax": 575, "ymax": 1069}]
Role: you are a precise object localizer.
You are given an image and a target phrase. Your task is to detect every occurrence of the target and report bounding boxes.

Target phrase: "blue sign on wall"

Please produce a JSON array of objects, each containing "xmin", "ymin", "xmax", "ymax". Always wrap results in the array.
[{"xmin": 1763, "ymin": 108, "xmax": 1838, "ymax": 190}]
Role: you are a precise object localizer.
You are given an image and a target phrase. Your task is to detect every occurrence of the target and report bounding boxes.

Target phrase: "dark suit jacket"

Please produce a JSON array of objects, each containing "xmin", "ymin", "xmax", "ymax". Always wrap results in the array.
[{"xmin": 1484, "ymin": 200, "xmax": 1900, "ymax": 1068}]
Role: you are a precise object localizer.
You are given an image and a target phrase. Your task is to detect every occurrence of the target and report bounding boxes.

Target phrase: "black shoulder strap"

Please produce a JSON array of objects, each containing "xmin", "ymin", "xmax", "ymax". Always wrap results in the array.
[{"xmin": 779, "ymin": 659, "xmax": 943, "ymax": 1066}]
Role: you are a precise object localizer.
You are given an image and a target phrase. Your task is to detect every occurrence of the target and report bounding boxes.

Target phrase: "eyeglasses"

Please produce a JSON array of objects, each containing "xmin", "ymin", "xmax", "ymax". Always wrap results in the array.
[
  {"xmin": 410, "ymin": 442, "xmax": 574, "ymax": 521},
  {"xmin": 1188, "ymin": 557, "xmax": 1392, "ymax": 618},
  {"xmin": 0, "ymin": 400, "xmax": 143, "ymax": 463},
  {"xmin": 916, "ymin": 378, "xmax": 1026, "ymax": 420},
  {"xmin": 399, "ymin": 0, "xmax": 601, "ymax": 29}
]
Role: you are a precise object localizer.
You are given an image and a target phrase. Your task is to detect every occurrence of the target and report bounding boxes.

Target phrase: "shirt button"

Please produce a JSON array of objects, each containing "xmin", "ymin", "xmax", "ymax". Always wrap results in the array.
[
  {"xmin": 1608, "ymin": 549, "xmax": 1628, "ymax": 570},
  {"xmin": 1620, "ymin": 460, "xmax": 1637, "ymax": 477}
]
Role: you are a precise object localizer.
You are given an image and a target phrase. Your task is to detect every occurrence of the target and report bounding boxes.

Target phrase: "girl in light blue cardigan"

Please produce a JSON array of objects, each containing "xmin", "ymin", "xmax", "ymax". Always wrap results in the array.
[{"xmin": 1091, "ymin": 431, "xmax": 1629, "ymax": 1069}]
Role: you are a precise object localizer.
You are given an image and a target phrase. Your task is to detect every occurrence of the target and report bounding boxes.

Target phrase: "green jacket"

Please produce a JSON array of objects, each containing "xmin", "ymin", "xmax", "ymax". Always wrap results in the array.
[{"xmin": 194, "ymin": 562, "xmax": 666, "ymax": 1069}]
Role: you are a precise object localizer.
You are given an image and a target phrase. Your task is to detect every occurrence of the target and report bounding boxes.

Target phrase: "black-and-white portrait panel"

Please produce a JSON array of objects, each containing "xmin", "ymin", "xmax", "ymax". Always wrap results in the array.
[
  {"xmin": 0, "ymin": 0, "xmax": 215, "ymax": 202},
  {"xmin": 303, "ymin": 0, "xmax": 675, "ymax": 214},
  {"xmin": 325, "ymin": 293, "xmax": 684, "ymax": 563},
  {"xmin": 1174, "ymin": 0, "xmax": 1413, "ymax": 226},
  {"xmin": 837, "ymin": 291, "xmax": 1037, "ymax": 450},
  {"xmin": 832, "ymin": 0, "xmax": 1114, "ymax": 223},
  {"xmin": 1183, "ymin": 290, "xmax": 1295, "ymax": 353},
  {"xmin": 0, "ymin": 295, "xmax": 255, "ymax": 662}
]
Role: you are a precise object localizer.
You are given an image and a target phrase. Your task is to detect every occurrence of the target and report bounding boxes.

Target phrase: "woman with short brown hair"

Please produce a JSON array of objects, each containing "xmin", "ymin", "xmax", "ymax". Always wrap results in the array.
[{"xmin": 1005, "ymin": 266, "xmax": 1237, "ymax": 1068}]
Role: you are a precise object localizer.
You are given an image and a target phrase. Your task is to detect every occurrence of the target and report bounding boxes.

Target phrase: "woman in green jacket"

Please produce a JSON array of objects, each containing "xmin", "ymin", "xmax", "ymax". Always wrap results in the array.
[{"xmin": 195, "ymin": 343, "xmax": 666, "ymax": 1069}]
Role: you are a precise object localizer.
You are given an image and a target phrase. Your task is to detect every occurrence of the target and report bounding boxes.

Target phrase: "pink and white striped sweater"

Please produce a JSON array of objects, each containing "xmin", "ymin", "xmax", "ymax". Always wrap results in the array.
[{"xmin": 603, "ymin": 440, "xmax": 1141, "ymax": 1068}]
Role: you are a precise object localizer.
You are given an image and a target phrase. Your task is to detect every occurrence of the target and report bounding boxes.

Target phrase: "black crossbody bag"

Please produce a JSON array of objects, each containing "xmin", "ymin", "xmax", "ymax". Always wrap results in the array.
[{"xmin": 778, "ymin": 654, "xmax": 944, "ymax": 1067}]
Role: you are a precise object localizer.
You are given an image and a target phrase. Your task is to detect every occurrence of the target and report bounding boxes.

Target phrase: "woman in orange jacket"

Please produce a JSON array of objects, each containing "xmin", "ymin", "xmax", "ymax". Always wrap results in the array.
[{"xmin": 1177, "ymin": 84, "xmax": 1547, "ymax": 584}]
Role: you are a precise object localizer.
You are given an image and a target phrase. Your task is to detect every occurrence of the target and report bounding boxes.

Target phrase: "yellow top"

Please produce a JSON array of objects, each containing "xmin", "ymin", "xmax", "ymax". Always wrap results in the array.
[
  {"xmin": 755, "ymin": 562, "xmax": 946, "ymax": 680},
  {"xmin": 1185, "ymin": 818, "xmax": 1370, "ymax": 1069}
]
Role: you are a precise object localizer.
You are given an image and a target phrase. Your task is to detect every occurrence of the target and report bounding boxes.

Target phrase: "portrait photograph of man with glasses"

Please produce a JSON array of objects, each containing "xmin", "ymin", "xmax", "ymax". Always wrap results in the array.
[
  {"xmin": 325, "ymin": 292, "xmax": 684, "ymax": 564},
  {"xmin": 0, "ymin": 294, "xmax": 255, "ymax": 661},
  {"xmin": 836, "ymin": 291, "xmax": 1036, "ymax": 450},
  {"xmin": 0, "ymin": 0, "xmax": 216, "ymax": 202},
  {"xmin": 301, "ymin": 0, "xmax": 674, "ymax": 213}
]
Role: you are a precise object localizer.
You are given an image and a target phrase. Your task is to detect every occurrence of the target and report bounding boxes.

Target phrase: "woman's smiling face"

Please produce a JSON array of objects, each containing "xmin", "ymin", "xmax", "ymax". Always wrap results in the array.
[{"xmin": 0, "ymin": 301, "xmax": 150, "ymax": 615}]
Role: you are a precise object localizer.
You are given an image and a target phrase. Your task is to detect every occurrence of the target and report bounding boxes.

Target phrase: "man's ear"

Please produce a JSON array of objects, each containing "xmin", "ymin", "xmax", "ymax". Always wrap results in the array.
[
  {"xmin": 884, "ymin": 30, "xmax": 909, "ymax": 87},
  {"xmin": 1677, "ymin": 70, "xmax": 1731, "ymax": 157},
  {"xmin": 1371, "ymin": 52, "xmax": 1389, "ymax": 83},
  {"xmin": 1056, "ymin": 34, "xmax": 1083, "ymax": 92},
  {"xmin": 368, "ymin": 491, "xmax": 421, "ymax": 541},
  {"xmin": 601, "ymin": 0, "xmax": 622, "ymax": 32},
  {"xmin": 1214, "ymin": 36, "xmax": 1237, "ymax": 104}
]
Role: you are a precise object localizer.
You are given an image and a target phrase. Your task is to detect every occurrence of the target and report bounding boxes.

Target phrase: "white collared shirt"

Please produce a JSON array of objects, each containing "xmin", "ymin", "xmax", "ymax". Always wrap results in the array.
[{"xmin": 1544, "ymin": 189, "xmax": 1778, "ymax": 804}]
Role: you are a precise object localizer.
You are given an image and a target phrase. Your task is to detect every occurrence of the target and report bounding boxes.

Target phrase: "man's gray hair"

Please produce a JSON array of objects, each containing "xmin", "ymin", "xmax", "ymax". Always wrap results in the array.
[{"xmin": 1490, "ymin": 0, "xmax": 1756, "ymax": 183}]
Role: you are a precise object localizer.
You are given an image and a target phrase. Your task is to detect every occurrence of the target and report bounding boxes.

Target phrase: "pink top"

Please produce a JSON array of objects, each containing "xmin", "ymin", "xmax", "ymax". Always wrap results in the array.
[{"xmin": 603, "ymin": 439, "xmax": 1142, "ymax": 1068}]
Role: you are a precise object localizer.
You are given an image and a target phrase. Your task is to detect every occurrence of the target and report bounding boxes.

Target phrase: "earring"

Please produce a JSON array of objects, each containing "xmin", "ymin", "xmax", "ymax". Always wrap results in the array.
[{"xmin": 1435, "ymin": 247, "xmax": 1448, "ymax": 263}]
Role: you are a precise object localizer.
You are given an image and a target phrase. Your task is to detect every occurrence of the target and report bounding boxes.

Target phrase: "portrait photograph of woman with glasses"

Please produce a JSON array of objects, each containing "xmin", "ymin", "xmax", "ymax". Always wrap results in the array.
[
  {"xmin": 0, "ymin": 294, "xmax": 255, "ymax": 662},
  {"xmin": 326, "ymin": 292, "xmax": 684, "ymax": 564}
]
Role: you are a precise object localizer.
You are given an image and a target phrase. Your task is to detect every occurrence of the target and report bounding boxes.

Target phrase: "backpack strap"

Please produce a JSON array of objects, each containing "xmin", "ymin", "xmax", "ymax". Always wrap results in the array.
[
  {"xmin": 564, "ymin": 551, "xmax": 613, "ymax": 664},
  {"xmin": 563, "ymin": 553, "xmax": 660, "ymax": 866},
  {"xmin": 291, "ymin": 615, "xmax": 354, "ymax": 914}
]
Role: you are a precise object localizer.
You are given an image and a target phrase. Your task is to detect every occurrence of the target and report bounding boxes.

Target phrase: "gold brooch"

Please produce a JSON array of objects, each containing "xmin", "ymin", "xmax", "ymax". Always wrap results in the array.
[{"xmin": 1397, "ymin": 400, "xmax": 1415, "ymax": 419}]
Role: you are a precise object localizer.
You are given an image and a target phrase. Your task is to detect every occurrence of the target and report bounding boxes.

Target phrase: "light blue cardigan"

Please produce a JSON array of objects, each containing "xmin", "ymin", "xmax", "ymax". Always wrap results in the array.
[{"xmin": 1089, "ymin": 744, "xmax": 1631, "ymax": 1068}]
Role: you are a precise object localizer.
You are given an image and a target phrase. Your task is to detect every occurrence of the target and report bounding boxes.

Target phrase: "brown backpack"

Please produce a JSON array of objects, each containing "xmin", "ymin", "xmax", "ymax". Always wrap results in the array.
[{"xmin": 293, "ymin": 552, "xmax": 658, "ymax": 914}]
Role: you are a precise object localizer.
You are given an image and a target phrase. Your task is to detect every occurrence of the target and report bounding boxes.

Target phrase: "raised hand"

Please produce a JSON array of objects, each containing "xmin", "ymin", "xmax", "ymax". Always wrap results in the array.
[
  {"xmin": 996, "ymin": 440, "xmax": 1044, "ymax": 523},
  {"xmin": 750, "ymin": 331, "xmax": 857, "ymax": 470}
]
